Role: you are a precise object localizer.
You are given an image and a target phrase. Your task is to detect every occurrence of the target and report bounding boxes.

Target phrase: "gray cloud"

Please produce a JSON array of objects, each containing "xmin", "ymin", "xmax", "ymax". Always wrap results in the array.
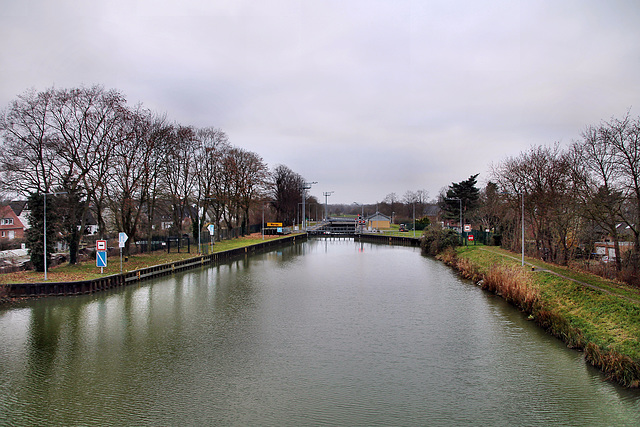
[{"xmin": 1, "ymin": 0, "xmax": 639, "ymax": 203}]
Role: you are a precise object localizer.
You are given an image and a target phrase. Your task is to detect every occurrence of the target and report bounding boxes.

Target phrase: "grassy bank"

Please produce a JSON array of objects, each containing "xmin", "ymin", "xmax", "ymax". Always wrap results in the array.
[
  {"xmin": 0, "ymin": 234, "xmax": 290, "ymax": 284},
  {"xmin": 440, "ymin": 245, "xmax": 640, "ymax": 388}
]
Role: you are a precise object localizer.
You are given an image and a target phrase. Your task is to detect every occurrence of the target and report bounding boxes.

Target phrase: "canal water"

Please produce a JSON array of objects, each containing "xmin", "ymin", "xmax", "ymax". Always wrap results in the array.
[{"xmin": 1, "ymin": 239, "xmax": 639, "ymax": 426}]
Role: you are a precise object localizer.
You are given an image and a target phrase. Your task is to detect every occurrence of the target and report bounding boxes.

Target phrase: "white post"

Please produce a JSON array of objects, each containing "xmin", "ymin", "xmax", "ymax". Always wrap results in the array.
[
  {"xmin": 413, "ymin": 203, "xmax": 416, "ymax": 238},
  {"xmin": 198, "ymin": 204, "xmax": 202, "ymax": 254},
  {"xmin": 521, "ymin": 192, "xmax": 525, "ymax": 266},
  {"xmin": 43, "ymin": 191, "xmax": 67, "ymax": 280},
  {"xmin": 460, "ymin": 199, "xmax": 463, "ymax": 246},
  {"xmin": 43, "ymin": 192, "xmax": 47, "ymax": 281}
]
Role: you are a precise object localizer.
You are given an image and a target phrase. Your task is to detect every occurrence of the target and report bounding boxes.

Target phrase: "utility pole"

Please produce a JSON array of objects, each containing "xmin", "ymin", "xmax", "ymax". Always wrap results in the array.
[{"xmin": 323, "ymin": 191, "xmax": 334, "ymax": 221}]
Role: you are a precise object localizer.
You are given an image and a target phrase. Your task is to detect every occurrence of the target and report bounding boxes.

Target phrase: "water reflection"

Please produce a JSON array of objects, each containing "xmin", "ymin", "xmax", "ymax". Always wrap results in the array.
[{"xmin": 1, "ymin": 239, "xmax": 639, "ymax": 426}]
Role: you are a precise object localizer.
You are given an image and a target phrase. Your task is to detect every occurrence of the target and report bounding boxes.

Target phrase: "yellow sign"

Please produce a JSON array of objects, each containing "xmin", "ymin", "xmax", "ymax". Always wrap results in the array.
[{"xmin": 267, "ymin": 222, "xmax": 283, "ymax": 227}]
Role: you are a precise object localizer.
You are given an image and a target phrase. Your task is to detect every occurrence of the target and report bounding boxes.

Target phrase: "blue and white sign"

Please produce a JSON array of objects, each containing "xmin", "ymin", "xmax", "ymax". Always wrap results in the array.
[
  {"xmin": 208, "ymin": 224, "xmax": 215, "ymax": 235},
  {"xmin": 119, "ymin": 232, "xmax": 128, "ymax": 248},
  {"xmin": 96, "ymin": 251, "xmax": 107, "ymax": 268}
]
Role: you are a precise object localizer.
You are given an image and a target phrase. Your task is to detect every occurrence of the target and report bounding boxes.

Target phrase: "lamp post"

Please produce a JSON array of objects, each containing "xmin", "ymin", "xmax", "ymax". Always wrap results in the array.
[
  {"xmin": 297, "ymin": 202, "xmax": 303, "ymax": 229},
  {"xmin": 198, "ymin": 197, "xmax": 216, "ymax": 254},
  {"xmin": 301, "ymin": 181, "xmax": 316, "ymax": 230},
  {"xmin": 323, "ymin": 191, "xmax": 334, "ymax": 221},
  {"xmin": 44, "ymin": 191, "xmax": 67, "ymax": 281},
  {"xmin": 446, "ymin": 198, "xmax": 463, "ymax": 244},
  {"xmin": 501, "ymin": 191, "xmax": 525, "ymax": 266},
  {"xmin": 262, "ymin": 200, "xmax": 273, "ymax": 240},
  {"xmin": 353, "ymin": 202, "xmax": 364, "ymax": 217},
  {"xmin": 520, "ymin": 192, "xmax": 524, "ymax": 266},
  {"xmin": 413, "ymin": 203, "xmax": 416, "ymax": 238},
  {"xmin": 197, "ymin": 204, "xmax": 203, "ymax": 254}
]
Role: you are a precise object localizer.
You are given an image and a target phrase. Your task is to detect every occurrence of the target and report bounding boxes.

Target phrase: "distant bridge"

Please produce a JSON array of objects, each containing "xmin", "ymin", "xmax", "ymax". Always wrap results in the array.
[{"xmin": 306, "ymin": 218, "xmax": 360, "ymax": 235}]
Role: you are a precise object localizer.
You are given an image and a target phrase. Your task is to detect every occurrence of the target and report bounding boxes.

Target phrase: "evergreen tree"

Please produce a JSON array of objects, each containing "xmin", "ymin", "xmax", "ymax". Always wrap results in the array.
[
  {"xmin": 441, "ymin": 174, "xmax": 481, "ymax": 225},
  {"xmin": 58, "ymin": 186, "xmax": 86, "ymax": 265},
  {"xmin": 25, "ymin": 193, "xmax": 60, "ymax": 272}
]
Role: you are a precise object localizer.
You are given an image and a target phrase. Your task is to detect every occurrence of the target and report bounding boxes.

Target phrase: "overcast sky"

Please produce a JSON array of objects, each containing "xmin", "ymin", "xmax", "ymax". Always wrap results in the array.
[{"xmin": 1, "ymin": 0, "xmax": 639, "ymax": 204}]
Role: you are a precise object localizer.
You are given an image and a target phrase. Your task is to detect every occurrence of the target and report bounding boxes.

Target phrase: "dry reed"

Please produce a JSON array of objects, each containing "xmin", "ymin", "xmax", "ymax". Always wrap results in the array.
[
  {"xmin": 482, "ymin": 264, "xmax": 540, "ymax": 313},
  {"xmin": 585, "ymin": 342, "xmax": 640, "ymax": 388},
  {"xmin": 440, "ymin": 250, "xmax": 640, "ymax": 387},
  {"xmin": 534, "ymin": 309, "xmax": 585, "ymax": 349}
]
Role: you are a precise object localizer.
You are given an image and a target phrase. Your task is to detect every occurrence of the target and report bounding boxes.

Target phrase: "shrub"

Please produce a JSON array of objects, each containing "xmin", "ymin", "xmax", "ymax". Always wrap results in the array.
[{"xmin": 420, "ymin": 225, "xmax": 459, "ymax": 256}]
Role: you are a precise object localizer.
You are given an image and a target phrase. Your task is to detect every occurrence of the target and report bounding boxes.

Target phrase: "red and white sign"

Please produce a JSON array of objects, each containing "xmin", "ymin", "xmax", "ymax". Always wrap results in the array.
[
  {"xmin": 468, "ymin": 235, "xmax": 474, "ymax": 241},
  {"xmin": 464, "ymin": 224, "xmax": 471, "ymax": 232},
  {"xmin": 96, "ymin": 240, "xmax": 107, "ymax": 251}
]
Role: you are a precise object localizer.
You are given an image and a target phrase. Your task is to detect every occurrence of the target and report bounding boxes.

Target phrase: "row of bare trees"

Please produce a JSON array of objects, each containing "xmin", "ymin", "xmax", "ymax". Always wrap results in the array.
[
  {"xmin": 491, "ymin": 113, "xmax": 640, "ymax": 282},
  {"xmin": 0, "ymin": 86, "xmax": 303, "ymax": 266}
]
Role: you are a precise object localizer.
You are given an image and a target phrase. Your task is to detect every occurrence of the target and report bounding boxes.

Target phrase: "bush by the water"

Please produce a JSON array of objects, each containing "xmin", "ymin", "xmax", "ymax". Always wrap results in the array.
[{"xmin": 420, "ymin": 225, "xmax": 459, "ymax": 256}]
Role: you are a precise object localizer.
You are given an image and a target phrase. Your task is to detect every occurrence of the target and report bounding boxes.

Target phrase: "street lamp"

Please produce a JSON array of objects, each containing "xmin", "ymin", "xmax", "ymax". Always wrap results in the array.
[
  {"xmin": 520, "ymin": 192, "xmax": 524, "ymax": 266},
  {"xmin": 262, "ymin": 200, "xmax": 273, "ymax": 240},
  {"xmin": 197, "ymin": 204, "xmax": 203, "ymax": 254},
  {"xmin": 323, "ymin": 191, "xmax": 334, "ymax": 221},
  {"xmin": 301, "ymin": 181, "xmax": 316, "ymax": 231},
  {"xmin": 44, "ymin": 191, "xmax": 67, "ymax": 281},
  {"xmin": 446, "ymin": 198, "xmax": 463, "ymax": 245},
  {"xmin": 413, "ymin": 203, "xmax": 416, "ymax": 238},
  {"xmin": 500, "ymin": 191, "xmax": 525, "ymax": 266},
  {"xmin": 352, "ymin": 202, "xmax": 364, "ymax": 217},
  {"xmin": 198, "ymin": 197, "xmax": 216, "ymax": 254},
  {"xmin": 297, "ymin": 202, "xmax": 303, "ymax": 229}
]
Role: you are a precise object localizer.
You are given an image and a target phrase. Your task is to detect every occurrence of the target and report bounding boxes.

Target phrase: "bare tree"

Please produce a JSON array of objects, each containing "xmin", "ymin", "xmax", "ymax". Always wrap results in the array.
[
  {"xmin": 493, "ymin": 144, "xmax": 579, "ymax": 264},
  {"xmin": 232, "ymin": 148, "xmax": 270, "ymax": 235},
  {"xmin": 272, "ymin": 165, "xmax": 303, "ymax": 226},
  {"xmin": 603, "ymin": 114, "xmax": 640, "ymax": 270},
  {"xmin": 193, "ymin": 127, "xmax": 230, "ymax": 241},
  {"xmin": 48, "ymin": 86, "xmax": 126, "ymax": 263},
  {"xmin": 0, "ymin": 88, "xmax": 59, "ymax": 195},
  {"xmin": 106, "ymin": 105, "xmax": 160, "ymax": 256},
  {"xmin": 163, "ymin": 125, "xmax": 197, "ymax": 236},
  {"xmin": 0, "ymin": 86, "xmax": 126, "ymax": 264},
  {"xmin": 572, "ymin": 125, "xmax": 625, "ymax": 269},
  {"xmin": 476, "ymin": 181, "xmax": 503, "ymax": 233},
  {"xmin": 139, "ymin": 116, "xmax": 173, "ymax": 248}
]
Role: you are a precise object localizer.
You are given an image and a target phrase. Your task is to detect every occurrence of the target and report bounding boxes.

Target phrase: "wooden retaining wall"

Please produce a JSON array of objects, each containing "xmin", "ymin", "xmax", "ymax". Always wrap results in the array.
[{"xmin": 3, "ymin": 234, "xmax": 306, "ymax": 299}]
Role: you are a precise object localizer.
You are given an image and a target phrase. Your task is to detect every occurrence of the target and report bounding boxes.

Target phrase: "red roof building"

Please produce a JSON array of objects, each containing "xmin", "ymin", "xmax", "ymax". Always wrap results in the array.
[{"xmin": 0, "ymin": 205, "xmax": 25, "ymax": 240}]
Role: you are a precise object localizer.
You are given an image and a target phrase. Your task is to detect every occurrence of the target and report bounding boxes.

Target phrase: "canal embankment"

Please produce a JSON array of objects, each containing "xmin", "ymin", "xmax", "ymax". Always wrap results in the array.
[
  {"xmin": 0, "ymin": 234, "xmax": 306, "ymax": 301},
  {"xmin": 440, "ymin": 245, "xmax": 640, "ymax": 388},
  {"xmin": 0, "ymin": 232, "xmax": 414, "ymax": 302}
]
